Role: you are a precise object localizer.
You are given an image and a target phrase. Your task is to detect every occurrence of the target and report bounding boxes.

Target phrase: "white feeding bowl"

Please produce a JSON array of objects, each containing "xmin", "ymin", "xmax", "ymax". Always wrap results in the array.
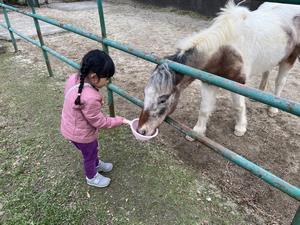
[{"xmin": 129, "ymin": 118, "xmax": 159, "ymax": 141}]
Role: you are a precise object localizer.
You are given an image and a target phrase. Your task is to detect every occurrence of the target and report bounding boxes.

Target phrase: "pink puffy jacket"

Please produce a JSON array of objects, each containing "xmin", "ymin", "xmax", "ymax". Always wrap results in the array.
[{"xmin": 60, "ymin": 74, "xmax": 123, "ymax": 143}]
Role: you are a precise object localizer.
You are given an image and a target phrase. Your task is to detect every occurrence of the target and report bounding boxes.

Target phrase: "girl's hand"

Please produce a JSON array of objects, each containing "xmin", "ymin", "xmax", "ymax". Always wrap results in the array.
[{"xmin": 122, "ymin": 118, "xmax": 131, "ymax": 125}]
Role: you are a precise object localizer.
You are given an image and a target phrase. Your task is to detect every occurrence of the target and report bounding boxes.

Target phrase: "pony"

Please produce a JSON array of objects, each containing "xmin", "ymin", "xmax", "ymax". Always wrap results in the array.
[{"xmin": 137, "ymin": 1, "xmax": 300, "ymax": 138}]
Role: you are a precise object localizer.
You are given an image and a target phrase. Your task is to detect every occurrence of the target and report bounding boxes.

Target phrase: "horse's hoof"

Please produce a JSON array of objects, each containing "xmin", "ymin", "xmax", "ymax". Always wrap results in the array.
[
  {"xmin": 185, "ymin": 131, "xmax": 205, "ymax": 141},
  {"xmin": 268, "ymin": 107, "xmax": 278, "ymax": 117},
  {"xmin": 234, "ymin": 129, "xmax": 246, "ymax": 137},
  {"xmin": 185, "ymin": 135, "xmax": 195, "ymax": 142}
]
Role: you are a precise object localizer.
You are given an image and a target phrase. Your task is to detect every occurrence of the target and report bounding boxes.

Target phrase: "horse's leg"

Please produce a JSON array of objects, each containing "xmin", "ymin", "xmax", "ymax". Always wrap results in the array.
[
  {"xmin": 268, "ymin": 62, "xmax": 292, "ymax": 117},
  {"xmin": 259, "ymin": 71, "xmax": 270, "ymax": 91},
  {"xmin": 186, "ymin": 83, "xmax": 217, "ymax": 141},
  {"xmin": 231, "ymin": 93, "xmax": 247, "ymax": 137},
  {"xmin": 250, "ymin": 71, "xmax": 270, "ymax": 103}
]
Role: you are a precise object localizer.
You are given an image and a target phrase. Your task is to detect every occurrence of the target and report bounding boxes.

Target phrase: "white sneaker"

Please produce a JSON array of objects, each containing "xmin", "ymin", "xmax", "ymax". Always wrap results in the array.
[
  {"xmin": 86, "ymin": 173, "xmax": 111, "ymax": 188},
  {"xmin": 97, "ymin": 160, "xmax": 113, "ymax": 173}
]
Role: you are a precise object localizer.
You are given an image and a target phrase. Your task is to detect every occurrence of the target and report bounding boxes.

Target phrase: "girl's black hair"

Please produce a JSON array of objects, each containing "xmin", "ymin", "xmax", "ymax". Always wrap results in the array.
[{"xmin": 75, "ymin": 49, "xmax": 115, "ymax": 105}]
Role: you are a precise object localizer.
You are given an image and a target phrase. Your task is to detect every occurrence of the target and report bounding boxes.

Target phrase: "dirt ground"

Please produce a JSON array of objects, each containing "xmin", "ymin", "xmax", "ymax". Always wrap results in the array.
[{"xmin": 1, "ymin": 1, "xmax": 299, "ymax": 224}]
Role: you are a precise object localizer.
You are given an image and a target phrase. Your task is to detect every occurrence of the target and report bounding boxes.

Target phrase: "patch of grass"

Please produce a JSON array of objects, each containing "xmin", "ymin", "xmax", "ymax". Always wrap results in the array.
[{"xmin": 0, "ymin": 52, "xmax": 249, "ymax": 224}]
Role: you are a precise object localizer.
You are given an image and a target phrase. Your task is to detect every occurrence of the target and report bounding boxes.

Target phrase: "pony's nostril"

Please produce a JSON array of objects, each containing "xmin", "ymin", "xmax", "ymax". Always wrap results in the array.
[{"xmin": 138, "ymin": 129, "xmax": 146, "ymax": 135}]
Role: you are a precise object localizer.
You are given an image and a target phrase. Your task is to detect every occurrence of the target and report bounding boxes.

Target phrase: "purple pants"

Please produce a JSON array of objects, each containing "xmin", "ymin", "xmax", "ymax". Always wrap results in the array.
[{"xmin": 71, "ymin": 139, "xmax": 99, "ymax": 179}]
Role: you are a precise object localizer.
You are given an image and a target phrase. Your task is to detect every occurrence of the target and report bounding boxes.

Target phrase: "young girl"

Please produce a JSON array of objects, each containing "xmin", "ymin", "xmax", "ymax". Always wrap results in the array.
[{"xmin": 61, "ymin": 49, "xmax": 129, "ymax": 188}]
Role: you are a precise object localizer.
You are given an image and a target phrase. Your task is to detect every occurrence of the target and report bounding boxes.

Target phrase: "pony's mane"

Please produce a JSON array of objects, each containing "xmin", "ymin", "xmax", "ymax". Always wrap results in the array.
[
  {"xmin": 148, "ymin": 64, "xmax": 176, "ymax": 92},
  {"xmin": 177, "ymin": 0, "xmax": 250, "ymax": 54}
]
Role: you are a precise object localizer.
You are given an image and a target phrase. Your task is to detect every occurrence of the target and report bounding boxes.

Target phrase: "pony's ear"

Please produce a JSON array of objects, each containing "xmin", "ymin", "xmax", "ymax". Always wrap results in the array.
[
  {"xmin": 164, "ymin": 53, "xmax": 186, "ymax": 86},
  {"xmin": 165, "ymin": 51, "xmax": 187, "ymax": 65}
]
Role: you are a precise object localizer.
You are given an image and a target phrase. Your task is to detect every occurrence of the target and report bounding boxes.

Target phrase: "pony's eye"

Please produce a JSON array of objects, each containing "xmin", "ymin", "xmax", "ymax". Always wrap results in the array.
[
  {"xmin": 158, "ymin": 95, "xmax": 170, "ymax": 104},
  {"xmin": 159, "ymin": 99, "xmax": 166, "ymax": 104}
]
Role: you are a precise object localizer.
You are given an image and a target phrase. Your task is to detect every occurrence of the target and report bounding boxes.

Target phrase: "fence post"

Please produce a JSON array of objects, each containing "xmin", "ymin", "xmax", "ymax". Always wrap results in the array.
[
  {"xmin": 1, "ymin": 0, "xmax": 18, "ymax": 52},
  {"xmin": 96, "ymin": 0, "xmax": 115, "ymax": 117},
  {"xmin": 28, "ymin": 0, "xmax": 53, "ymax": 77},
  {"xmin": 33, "ymin": 0, "xmax": 40, "ymax": 8},
  {"xmin": 292, "ymin": 206, "xmax": 300, "ymax": 225}
]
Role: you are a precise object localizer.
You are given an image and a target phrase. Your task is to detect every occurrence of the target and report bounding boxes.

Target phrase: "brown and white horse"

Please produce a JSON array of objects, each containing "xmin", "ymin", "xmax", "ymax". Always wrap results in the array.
[{"xmin": 138, "ymin": 1, "xmax": 300, "ymax": 138}]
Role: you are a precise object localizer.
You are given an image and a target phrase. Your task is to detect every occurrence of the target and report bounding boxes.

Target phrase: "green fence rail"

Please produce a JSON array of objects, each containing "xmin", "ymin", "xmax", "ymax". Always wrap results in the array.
[
  {"xmin": 262, "ymin": 0, "xmax": 300, "ymax": 3},
  {"xmin": 0, "ymin": 0, "xmax": 299, "ymax": 223}
]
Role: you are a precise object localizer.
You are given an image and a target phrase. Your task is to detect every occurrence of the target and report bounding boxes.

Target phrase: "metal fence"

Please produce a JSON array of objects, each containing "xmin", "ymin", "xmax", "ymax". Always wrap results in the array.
[{"xmin": 0, "ymin": 0, "xmax": 299, "ymax": 223}]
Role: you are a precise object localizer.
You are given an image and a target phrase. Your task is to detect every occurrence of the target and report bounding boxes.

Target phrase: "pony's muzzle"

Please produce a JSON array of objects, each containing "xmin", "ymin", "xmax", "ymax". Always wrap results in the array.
[{"xmin": 137, "ymin": 128, "xmax": 147, "ymax": 135}]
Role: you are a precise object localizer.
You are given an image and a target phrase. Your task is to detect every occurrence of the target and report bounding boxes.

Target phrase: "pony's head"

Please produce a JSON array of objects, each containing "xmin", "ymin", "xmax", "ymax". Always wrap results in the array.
[
  {"xmin": 137, "ymin": 48, "xmax": 205, "ymax": 135},
  {"xmin": 137, "ymin": 63, "xmax": 181, "ymax": 136}
]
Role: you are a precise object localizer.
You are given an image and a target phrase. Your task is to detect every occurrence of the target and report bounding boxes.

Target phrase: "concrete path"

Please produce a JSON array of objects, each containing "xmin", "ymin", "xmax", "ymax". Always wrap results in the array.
[
  {"xmin": 47, "ymin": 1, "xmax": 97, "ymax": 11},
  {"xmin": 0, "ymin": 1, "xmax": 96, "ymax": 41},
  {"xmin": 0, "ymin": 11, "xmax": 64, "ymax": 41}
]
